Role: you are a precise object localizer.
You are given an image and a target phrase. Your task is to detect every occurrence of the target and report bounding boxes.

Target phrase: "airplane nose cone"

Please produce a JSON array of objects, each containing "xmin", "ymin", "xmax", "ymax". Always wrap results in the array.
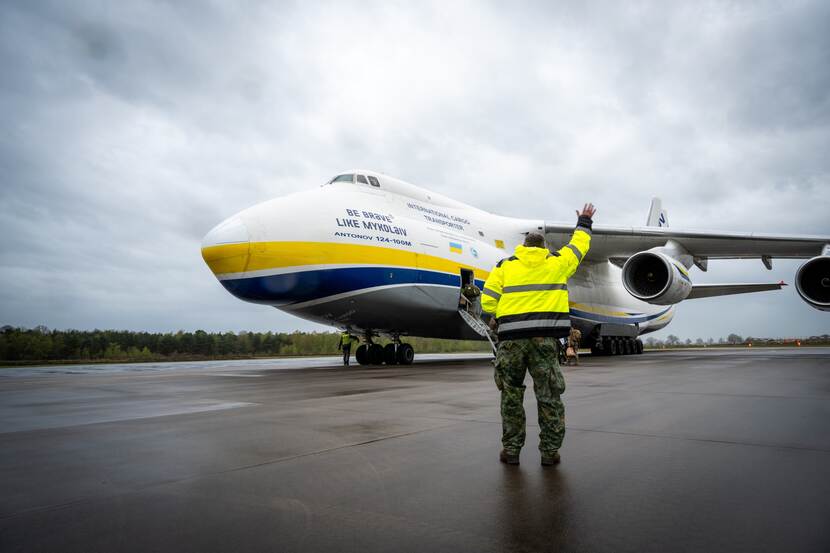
[{"xmin": 201, "ymin": 216, "xmax": 251, "ymax": 277}]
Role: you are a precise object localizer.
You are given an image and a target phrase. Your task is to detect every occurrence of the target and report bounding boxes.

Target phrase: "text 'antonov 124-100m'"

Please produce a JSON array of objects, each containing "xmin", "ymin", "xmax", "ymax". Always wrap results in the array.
[{"xmin": 201, "ymin": 170, "xmax": 829, "ymax": 365}]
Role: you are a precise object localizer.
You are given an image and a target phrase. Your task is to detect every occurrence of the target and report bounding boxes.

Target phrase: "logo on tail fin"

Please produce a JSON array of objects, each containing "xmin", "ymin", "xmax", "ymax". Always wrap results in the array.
[{"xmin": 647, "ymin": 198, "xmax": 669, "ymax": 228}]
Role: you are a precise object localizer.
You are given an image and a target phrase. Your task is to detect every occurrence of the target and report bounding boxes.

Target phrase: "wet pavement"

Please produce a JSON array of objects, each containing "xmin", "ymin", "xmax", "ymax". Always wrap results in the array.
[{"xmin": 1, "ymin": 348, "xmax": 828, "ymax": 552}]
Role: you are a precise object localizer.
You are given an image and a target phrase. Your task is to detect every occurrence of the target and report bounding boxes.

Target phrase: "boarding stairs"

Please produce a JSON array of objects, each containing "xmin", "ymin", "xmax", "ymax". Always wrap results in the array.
[{"xmin": 457, "ymin": 291, "xmax": 497, "ymax": 355}]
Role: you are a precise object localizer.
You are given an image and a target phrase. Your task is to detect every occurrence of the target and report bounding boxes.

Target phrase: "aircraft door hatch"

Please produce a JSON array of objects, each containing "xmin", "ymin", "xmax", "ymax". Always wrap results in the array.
[
  {"xmin": 457, "ymin": 268, "xmax": 497, "ymax": 354},
  {"xmin": 458, "ymin": 268, "xmax": 477, "ymax": 313}
]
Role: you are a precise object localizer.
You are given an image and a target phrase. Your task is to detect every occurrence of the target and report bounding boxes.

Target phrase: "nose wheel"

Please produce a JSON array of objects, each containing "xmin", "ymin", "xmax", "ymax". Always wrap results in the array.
[
  {"xmin": 368, "ymin": 344, "xmax": 384, "ymax": 364},
  {"xmin": 355, "ymin": 344, "xmax": 368, "ymax": 365},
  {"xmin": 383, "ymin": 344, "xmax": 398, "ymax": 364},
  {"xmin": 396, "ymin": 343, "xmax": 415, "ymax": 365}
]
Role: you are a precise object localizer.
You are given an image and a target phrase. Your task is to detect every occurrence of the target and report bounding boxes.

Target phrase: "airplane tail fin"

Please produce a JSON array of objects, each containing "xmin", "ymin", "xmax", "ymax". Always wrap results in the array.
[{"xmin": 646, "ymin": 197, "xmax": 669, "ymax": 228}]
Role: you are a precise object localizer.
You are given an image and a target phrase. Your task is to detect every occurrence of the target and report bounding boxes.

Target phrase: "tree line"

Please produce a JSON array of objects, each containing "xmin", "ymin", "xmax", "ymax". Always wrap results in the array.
[
  {"xmin": 0, "ymin": 326, "xmax": 489, "ymax": 364},
  {"xmin": 644, "ymin": 333, "xmax": 830, "ymax": 348},
  {"xmin": 2, "ymin": 326, "xmax": 825, "ymax": 364}
]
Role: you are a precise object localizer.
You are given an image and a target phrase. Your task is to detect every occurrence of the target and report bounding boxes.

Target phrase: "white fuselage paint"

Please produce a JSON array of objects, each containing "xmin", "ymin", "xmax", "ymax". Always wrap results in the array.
[{"xmin": 202, "ymin": 173, "xmax": 674, "ymax": 340}]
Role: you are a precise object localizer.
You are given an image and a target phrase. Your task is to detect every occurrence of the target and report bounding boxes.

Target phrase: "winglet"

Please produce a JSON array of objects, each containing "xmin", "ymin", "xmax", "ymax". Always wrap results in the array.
[{"xmin": 646, "ymin": 197, "xmax": 669, "ymax": 228}]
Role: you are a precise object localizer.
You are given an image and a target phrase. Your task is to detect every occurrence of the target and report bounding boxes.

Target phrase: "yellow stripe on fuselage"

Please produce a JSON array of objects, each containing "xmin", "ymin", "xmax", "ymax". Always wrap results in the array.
[
  {"xmin": 201, "ymin": 241, "xmax": 491, "ymax": 281},
  {"xmin": 202, "ymin": 242, "xmax": 251, "ymax": 274}
]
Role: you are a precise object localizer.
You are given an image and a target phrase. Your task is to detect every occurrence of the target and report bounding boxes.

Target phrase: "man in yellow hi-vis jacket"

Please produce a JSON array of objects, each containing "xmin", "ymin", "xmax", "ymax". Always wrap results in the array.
[
  {"xmin": 482, "ymin": 203, "xmax": 595, "ymax": 466},
  {"xmin": 338, "ymin": 331, "xmax": 359, "ymax": 366}
]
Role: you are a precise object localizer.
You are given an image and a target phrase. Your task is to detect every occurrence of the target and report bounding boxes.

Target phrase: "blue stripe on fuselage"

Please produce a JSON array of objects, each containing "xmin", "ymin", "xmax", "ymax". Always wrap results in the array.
[
  {"xmin": 221, "ymin": 266, "xmax": 671, "ymax": 324},
  {"xmin": 220, "ymin": 266, "xmax": 485, "ymax": 305}
]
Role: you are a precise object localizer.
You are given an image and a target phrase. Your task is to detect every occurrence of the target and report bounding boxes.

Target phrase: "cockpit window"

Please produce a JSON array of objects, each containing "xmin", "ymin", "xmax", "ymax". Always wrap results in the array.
[
  {"xmin": 368, "ymin": 176, "xmax": 380, "ymax": 187},
  {"xmin": 356, "ymin": 174, "xmax": 368, "ymax": 184},
  {"xmin": 330, "ymin": 174, "xmax": 354, "ymax": 184}
]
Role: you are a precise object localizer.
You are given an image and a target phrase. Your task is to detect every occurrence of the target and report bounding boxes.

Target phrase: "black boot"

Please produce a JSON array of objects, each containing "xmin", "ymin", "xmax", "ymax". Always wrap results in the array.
[
  {"xmin": 499, "ymin": 449, "xmax": 520, "ymax": 465},
  {"xmin": 541, "ymin": 451, "xmax": 561, "ymax": 466}
]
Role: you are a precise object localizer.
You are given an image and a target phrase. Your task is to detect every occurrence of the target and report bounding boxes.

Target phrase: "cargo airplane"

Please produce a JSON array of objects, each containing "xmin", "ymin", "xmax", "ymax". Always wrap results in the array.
[{"xmin": 202, "ymin": 170, "xmax": 829, "ymax": 365}]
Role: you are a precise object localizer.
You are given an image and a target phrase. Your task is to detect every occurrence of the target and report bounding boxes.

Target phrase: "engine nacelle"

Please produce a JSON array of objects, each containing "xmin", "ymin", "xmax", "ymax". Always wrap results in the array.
[
  {"xmin": 622, "ymin": 251, "xmax": 693, "ymax": 305},
  {"xmin": 795, "ymin": 256, "xmax": 830, "ymax": 311}
]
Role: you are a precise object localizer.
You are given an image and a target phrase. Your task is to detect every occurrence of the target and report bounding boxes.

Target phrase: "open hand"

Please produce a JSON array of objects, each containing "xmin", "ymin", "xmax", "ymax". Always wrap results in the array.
[{"xmin": 576, "ymin": 203, "xmax": 597, "ymax": 219}]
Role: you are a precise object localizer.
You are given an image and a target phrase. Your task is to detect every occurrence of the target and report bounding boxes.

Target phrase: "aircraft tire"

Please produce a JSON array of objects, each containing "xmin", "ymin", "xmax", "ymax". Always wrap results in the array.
[
  {"xmin": 368, "ymin": 344, "xmax": 384, "ymax": 365},
  {"xmin": 624, "ymin": 339, "xmax": 633, "ymax": 355},
  {"xmin": 355, "ymin": 344, "xmax": 369, "ymax": 365},
  {"xmin": 635, "ymin": 339, "xmax": 644, "ymax": 354},
  {"xmin": 397, "ymin": 343, "xmax": 415, "ymax": 365},
  {"xmin": 590, "ymin": 342, "xmax": 602, "ymax": 356},
  {"xmin": 383, "ymin": 344, "xmax": 398, "ymax": 365},
  {"xmin": 602, "ymin": 338, "xmax": 613, "ymax": 356}
]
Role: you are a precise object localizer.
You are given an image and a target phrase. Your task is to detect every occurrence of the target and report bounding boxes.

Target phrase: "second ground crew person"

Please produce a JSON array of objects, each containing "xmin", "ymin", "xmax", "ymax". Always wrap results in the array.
[
  {"xmin": 338, "ymin": 331, "xmax": 359, "ymax": 366},
  {"xmin": 482, "ymin": 203, "xmax": 595, "ymax": 466},
  {"xmin": 566, "ymin": 327, "xmax": 582, "ymax": 366}
]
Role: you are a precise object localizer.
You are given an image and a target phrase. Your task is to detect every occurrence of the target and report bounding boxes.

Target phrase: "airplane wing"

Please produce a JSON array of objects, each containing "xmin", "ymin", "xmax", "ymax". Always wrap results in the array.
[
  {"xmin": 687, "ymin": 282, "xmax": 786, "ymax": 299},
  {"xmin": 542, "ymin": 223, "xmax": 829, "ymax": 262}
]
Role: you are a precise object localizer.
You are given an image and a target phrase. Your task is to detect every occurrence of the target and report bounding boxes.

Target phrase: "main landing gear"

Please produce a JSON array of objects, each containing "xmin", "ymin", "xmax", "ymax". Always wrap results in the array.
[
  {"xmin": 355, "ymin": 337, "xmax": 415, "ymax": 366},
  {"xmin": 590, "ymin": 337, "xmax": 644, "ymax": 356}
]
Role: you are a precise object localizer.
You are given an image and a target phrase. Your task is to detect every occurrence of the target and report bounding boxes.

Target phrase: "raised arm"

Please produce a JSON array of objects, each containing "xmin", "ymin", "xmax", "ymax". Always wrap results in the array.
[{"xmin": 556, "ymin": 203, "xmax": 596, "ymax": 277}]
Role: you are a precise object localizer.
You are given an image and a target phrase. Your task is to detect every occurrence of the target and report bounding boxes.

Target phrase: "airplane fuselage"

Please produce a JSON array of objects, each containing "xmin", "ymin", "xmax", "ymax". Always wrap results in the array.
[{"xmin": 201, "ymin": 173, "xmax": 673, "ymax": 342}]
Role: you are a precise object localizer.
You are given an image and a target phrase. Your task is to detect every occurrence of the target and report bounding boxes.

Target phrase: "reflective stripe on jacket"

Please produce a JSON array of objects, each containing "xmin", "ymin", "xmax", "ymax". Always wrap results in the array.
[{"xmin": 481, "ymin": 225, "xmax": 591, "ymax": 340}]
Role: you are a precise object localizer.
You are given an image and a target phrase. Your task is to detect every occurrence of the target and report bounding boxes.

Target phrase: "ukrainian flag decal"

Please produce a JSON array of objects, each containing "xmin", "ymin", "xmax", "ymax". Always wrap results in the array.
[{"xmin": 449, "ymin": 241, "xmax": 463, "ymax": 254}]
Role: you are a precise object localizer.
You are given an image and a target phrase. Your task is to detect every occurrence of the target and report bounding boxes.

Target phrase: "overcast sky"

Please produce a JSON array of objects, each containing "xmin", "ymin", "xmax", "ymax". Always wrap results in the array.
[{"xmin": 1, "ymin": 1, "xmax": 828, "ymax": 340}]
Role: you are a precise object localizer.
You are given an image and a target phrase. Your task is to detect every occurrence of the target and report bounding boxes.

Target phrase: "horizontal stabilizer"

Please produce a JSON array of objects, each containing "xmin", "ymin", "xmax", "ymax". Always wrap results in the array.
[{"xmin": 687, "ymin": 282, "xmax": 786, "ymax": 300}]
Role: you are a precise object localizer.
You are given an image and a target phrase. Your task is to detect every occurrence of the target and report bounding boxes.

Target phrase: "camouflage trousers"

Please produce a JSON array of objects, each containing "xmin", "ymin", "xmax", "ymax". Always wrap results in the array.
[{"xmin": 494, "ymin": 337, "xmax": 566, "ymax": 456}]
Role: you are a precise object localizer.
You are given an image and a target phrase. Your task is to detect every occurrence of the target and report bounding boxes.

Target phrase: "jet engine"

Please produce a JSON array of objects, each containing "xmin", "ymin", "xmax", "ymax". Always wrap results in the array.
[
  {"xmin": 795, "ymin": 255, "xmax": 830, "ymax": 311},
  {"xmin": 622, "ymin": 251, "xmax": 693, "ymax": 305}
]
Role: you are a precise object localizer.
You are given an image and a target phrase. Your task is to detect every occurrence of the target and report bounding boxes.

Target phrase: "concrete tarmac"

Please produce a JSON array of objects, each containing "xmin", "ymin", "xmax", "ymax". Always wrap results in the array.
[{"xmin": 1, "ymin": 349, "xmax": 829, "ymax": 552}]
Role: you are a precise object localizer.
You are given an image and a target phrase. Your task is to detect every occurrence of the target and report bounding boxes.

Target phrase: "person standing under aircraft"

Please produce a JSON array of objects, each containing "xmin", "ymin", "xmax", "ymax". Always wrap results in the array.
[
  {"xmin": 566, "ymin": 327, "xmax": 582, "ymax": 366},
  {"xmin": 482, "ymin": 204, "xmax": 595, "ymax": 466},
  {"xmin": 338, "ymin": 331, "xmax": 359, "ymax": 366}
]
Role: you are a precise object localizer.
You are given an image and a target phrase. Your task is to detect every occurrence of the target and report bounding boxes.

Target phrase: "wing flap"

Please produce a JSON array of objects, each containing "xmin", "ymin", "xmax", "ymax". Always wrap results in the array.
[{"xmin": 687, "ymin": 282, "xmax": 786, "ymax": 300}]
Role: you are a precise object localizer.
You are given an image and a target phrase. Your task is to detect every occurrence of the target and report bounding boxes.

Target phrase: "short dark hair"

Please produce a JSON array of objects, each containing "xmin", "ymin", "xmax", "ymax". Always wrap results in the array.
[{"xmin": 523, "ymin": 232, "xmax": 546, "ymax": 248}]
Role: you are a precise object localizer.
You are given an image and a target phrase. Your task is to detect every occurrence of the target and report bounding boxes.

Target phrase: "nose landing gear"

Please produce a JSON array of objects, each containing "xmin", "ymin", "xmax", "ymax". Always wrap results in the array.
[
  {"xmin": 383, "ymin": 344, "xmax": 397, "ymax": 365},
  {"xmin": 396, "ymin": 343, "xmax": 415, "ymax": 365},
  {"xmin": 355, "ymin": 343, "xmax": 368, "ymax": 365},
  {"xmin": 355, "ymin": 334, "xmax": 415, "ymax": 366}
]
